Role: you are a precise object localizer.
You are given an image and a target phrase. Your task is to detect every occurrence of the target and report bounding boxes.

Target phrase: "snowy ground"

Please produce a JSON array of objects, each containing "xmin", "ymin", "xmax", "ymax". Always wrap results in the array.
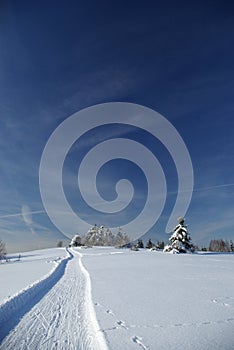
[
  {"xmin": 0, "ymin": 248, "xmax": 68, "ymax": 302},
  {"xmin": 0, "ymin": 247, "xmax": 234, "ymax": 349}
]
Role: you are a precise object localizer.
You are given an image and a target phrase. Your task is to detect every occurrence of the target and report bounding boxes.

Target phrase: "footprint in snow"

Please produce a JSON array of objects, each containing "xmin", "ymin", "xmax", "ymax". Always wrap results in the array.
[
  {"xmin": 117, "ymin": 320, "xmax": 128, "ymax": 329},
  {"xmin": 106, "ymin": 309, "xmax": 115, "ymax": 316},
  {"xmin": 132, "ymin": 336, "xmax": 148, "ymax": 350},
  {"xmin": 212, "ymin": 298, "xmax": 231, "ymax": 307},
  {"xmin": 201, "ymin": 321, "xmax": 211, "ymax": 325}
]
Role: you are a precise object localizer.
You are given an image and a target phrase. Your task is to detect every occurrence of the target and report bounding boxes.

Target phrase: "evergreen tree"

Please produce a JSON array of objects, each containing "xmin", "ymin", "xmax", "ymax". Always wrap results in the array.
[
  {"xmin": 136, "ymin": 239, "xmax": 144, "ymax": 249},
  {"xmin": 156, "ymin": 240, "xmax": 165, "ymax": 250},
  {"xmin": 115, "ymin": 227, "xmax": 130, "ymax": 247},
  {"xmin": 104, "ymin": 228, "xmax": 114, "ymax": 246},
  {"xmin": 146, "ymin": 239, "xmax": 153, "ymax": 249},
  {"xmin": 230, "ymin": 240, "xmax": 234, "ymax": 252},
  {"xmin": 84, "ymin": 225, "xmax": 100, "ymax": 246},
  {"xmin": 164, "ymin": 217, "xmax": 194, "ymax": 254}
]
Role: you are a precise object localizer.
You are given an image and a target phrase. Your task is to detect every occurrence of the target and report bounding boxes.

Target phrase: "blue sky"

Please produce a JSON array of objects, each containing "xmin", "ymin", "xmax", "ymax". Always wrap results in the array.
[{"xmin": 1, "ymin": 0, "xmax": 234, "ymax": 251}]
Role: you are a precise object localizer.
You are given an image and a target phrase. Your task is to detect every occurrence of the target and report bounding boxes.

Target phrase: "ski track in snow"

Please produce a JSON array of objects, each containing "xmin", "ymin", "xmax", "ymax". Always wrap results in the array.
[{"xmin": 0, "ymin": 249, "xmax": 108, "ymax": 350}]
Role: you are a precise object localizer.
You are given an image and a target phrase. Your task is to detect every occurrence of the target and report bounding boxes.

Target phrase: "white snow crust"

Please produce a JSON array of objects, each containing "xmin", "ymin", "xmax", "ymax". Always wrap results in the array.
[
  {"xmin": 0, "ymin": 246, "xmax": 234, "ymax": 349},
  {"xmin": 0, "ymin": 248, "xmax": 107, "ymax": 350},
  {"xmin": 82, "ymin": 247, "xmax": 234, "ymax": 350},
  {"xmin": 0, "ymin": 248, "xmax": 68, "ymax": 302}
]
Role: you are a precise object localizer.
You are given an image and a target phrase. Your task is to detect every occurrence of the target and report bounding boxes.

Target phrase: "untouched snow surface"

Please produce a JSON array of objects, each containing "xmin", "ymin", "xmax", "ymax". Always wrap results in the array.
[{"xmin": 0, "ymin": 247, "xmax": 234, "ymax": 349}]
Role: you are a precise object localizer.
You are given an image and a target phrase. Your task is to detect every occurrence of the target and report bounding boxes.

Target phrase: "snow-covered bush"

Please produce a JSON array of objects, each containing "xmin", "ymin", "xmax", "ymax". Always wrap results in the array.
[
  {"xmin": 131, "ymin": 245, "xmax": 139, "ymax": 251},
  {"xmin": 164, "ymin": 217, "xmax": 194, "ymax": 254},
  {"xmin": 69, "ymin": 235, "xmax": 83, "ymax": 247}
]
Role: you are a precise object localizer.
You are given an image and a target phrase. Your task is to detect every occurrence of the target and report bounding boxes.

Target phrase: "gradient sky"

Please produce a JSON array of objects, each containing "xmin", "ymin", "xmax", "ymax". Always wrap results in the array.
[{"xmin": 1, "ymin": 0, "xmax": 234, "ymax": 252}]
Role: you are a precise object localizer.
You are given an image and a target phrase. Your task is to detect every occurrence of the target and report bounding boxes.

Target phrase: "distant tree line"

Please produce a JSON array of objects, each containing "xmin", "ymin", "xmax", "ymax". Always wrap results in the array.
[
  {"xmin": 200, "ymin": 239, "xmax": 234, "ymax": 252},
  {"xmin": 208, "ymin": 239, "xmax": 233, "ymax": 252},
  {"xmin": 131, "ymin": 239, "xmax": 165, "ymax": 251},
  {"xmin": 69, "ymin": 225, "xmax": 234, "ymax": 253}
]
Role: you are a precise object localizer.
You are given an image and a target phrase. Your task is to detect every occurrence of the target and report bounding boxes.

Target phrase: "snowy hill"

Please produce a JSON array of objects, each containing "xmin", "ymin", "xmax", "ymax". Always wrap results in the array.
[{"xmin": 0, "ymin": 247, "xmax": 234, "ymax": 349}]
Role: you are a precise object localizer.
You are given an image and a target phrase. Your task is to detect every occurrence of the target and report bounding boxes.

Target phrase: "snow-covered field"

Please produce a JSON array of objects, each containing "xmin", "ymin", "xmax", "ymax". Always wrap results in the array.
[{"xmin": 0, "ymin": 247, "xmax": 234, "ymax": 350}]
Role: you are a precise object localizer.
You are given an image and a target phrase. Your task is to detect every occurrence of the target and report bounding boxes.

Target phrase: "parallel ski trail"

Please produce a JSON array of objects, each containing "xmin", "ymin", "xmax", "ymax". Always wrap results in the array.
[{"xmin": 0, "ymin": 249, "xmax": 108, "ymax": 350}]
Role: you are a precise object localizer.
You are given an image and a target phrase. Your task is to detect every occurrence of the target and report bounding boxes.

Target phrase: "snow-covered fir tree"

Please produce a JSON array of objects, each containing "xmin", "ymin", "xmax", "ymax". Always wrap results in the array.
[
  {"xmin": 84, "ymin": 225, "xmax": 130, "ymax": 247},
  {"xmin": 163, "ymin": 217, "xmax": 194, "ymax": 254},
  {"xmin": 115, "ymin": 227, "xmax": 130, "ymax": 247},
  {"xmin": 84, "ymin": 224, "xmax": 102, "ymax": 246},
  {"xmin": 69, "ymin": 225, "xmax": 130, "ymax": 247},
  {"xmin": 103, "ymin": 227, "xmax": 115, "ymax": 246}
]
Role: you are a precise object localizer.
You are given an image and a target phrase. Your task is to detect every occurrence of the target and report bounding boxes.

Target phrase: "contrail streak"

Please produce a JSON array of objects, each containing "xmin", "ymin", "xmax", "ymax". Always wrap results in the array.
[
  {"xmin": 1, "ymin": 184, "xmax": 234, "ymax": 220},
  {"xmin": 168, "ymin": 183, "xmax": 234, "ymax": 195},
  {"xmin": 0, "ymin": 210, "xmax": 45, "ymax": 219},
  {"xmin": 194, "ymin": 183, "xmax": 234, "ymax": 192}
]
